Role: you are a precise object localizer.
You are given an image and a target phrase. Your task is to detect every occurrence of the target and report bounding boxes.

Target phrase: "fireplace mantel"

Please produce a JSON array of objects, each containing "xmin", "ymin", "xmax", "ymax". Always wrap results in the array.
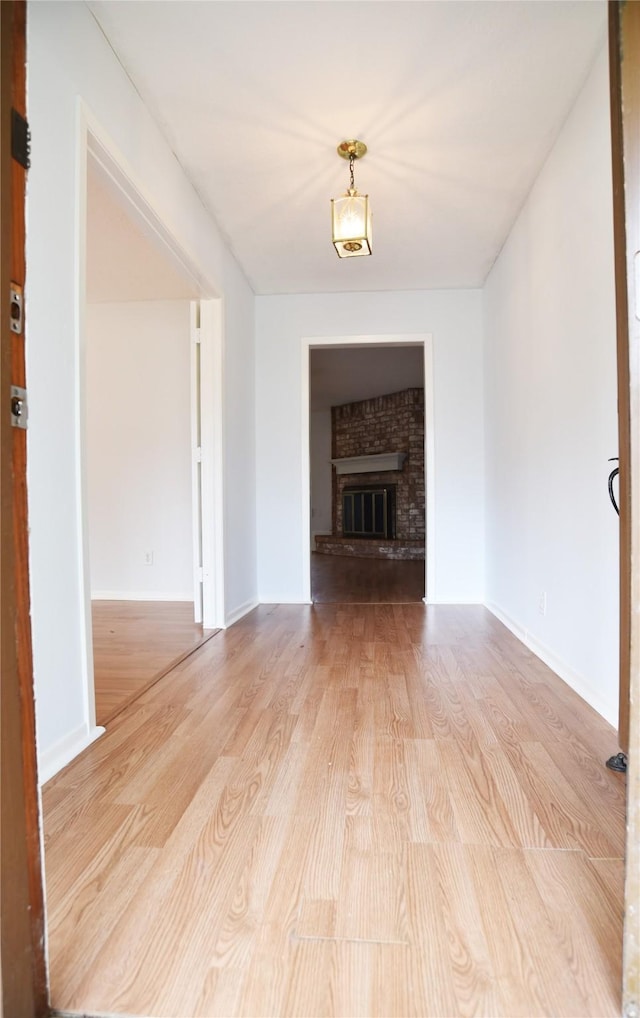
[{"xmin": 330, "ymin": 452, "xmax": 407, "ymax": 475}]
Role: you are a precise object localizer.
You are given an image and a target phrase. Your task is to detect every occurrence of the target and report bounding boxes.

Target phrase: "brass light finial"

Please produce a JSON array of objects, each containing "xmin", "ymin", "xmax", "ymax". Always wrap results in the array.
[{"xmin": 337, "ymin": 140, "xmax": 368, "ymax": 161}]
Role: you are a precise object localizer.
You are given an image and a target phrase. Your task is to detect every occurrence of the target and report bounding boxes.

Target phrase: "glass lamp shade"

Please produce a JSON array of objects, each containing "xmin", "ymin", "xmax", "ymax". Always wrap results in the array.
[{"xmin": 331, "ymin": 192, "xmax": 372, "ymax": 258}]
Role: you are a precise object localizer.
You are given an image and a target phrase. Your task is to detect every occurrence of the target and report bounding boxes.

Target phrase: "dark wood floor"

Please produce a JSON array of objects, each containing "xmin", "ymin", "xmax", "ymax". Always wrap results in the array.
[{"xmin": 311, "ymin": 552, "xmax": 425, "ymax": 603}]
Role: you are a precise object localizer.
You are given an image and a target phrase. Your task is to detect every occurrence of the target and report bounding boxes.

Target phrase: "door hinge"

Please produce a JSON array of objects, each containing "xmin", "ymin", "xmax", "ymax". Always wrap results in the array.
[
  {"xmin": 198, "ymin": 567, "xmax": 204, "ymax": 583},
  {"xmin": 10, "ymin": 385, "xmax": 28, "ymax": 429},
  {"xmin": 11, "ymin": 109, "xmax": 30, "ymax": 170},
  {"xmin": 195, "ymin": 446, "xmax": 202, "ymax": 463},
  {"xmin": 194, "ymin": 327, "xmax": 201, "ymax": 345},
  {"xmin": 10, "ymin": 283, "xmax": 23, "ymax": 334}
]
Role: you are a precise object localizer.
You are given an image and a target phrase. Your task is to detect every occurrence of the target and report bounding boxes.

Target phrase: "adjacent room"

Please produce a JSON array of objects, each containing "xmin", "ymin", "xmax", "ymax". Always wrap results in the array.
[
  {"xmin": 85, "ymin": 154, "xmax": 217, "ymax": 726},
  {"xmin": 309, "ymin": 344, "xmax": 426, "ymax": 604}
]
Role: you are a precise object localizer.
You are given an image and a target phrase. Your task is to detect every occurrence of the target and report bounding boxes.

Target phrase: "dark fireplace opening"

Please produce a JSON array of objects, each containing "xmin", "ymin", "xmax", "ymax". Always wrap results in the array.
[{"xmin": 343, "ymin": 484, "xmax": 396, "ymax": 539}]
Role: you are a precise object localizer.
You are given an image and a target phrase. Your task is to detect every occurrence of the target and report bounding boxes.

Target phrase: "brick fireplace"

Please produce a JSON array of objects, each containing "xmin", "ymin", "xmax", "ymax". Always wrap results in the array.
[{"xmin": 315, "ymin": 387, "xmax": 425, "ymax": 561}]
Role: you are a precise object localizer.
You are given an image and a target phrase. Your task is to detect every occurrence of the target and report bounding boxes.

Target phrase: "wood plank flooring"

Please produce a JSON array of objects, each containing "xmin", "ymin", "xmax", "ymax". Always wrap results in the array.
[
  {"xmin": 311, "ymin": 552, "xmax": 425, "ymax": 603},
  {"xmin": 92, "ymin": 600, "xmax": 217, "ymax": 725},
  {"xmin": 43, "ymin": 604, "xmax": 626, "ymax": 1017}
]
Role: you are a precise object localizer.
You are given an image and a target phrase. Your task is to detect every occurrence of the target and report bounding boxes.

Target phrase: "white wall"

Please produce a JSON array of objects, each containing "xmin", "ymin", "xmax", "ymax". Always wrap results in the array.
[
  {"xmin": 255, "ymin": 291, "xmax": 484, "ymax": 603},
  {"xmin": 484, "ymin": 44, "xmax": 619, "ymax": 725},
  {"xmin": 220, "ymin": 293, "xmax": 257, "ymax": 623},
  {"xmin": 86, "ymin": 301, "xmax": 193, "ymax": 600},
  {"xmin": 310, "ymin": 409, "xmax": 332, "ymax": 542},
  {"xmin": 27, "ymin": 2, "xmax": 256, "ymax": 778}
]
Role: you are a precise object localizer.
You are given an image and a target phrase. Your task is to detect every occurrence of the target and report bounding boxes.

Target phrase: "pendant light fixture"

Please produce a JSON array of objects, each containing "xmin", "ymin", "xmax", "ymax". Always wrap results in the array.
[{"xmin": 331, "ymin": 139, "xmax": 372, "ymax": 258}]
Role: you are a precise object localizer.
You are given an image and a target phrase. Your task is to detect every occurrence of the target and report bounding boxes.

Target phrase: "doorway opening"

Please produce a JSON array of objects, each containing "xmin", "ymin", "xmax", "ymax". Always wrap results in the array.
[
  {"xmin": 84, "ymin": 155, "xmax": 214, "ymax": 725},
  {"xmin": 73, "ymin": 110, "xmax": 226, "ymax": 745},
  {"xmin": 302, "ymin": 334, "xmax": 435, "ymax": 605}
]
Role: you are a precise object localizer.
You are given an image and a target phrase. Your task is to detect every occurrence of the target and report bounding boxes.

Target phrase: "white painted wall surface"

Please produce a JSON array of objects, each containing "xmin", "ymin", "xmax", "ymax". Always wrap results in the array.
[
  {"xmin": 255, "ymin": 291, "xmax": 484, "ymax": 603},
  {"xmin": 484, "ymin": 45, "xmax": 619, "ymax": 725},
  {"xmin": 86, "ymin": 301, "xmax": 193, "ymax": 600},
  {"xmin": 310, "ymin": 410, "xmax": 332, "ymax": 543},
  {"xmin": 27, "ymin": 2, "xmax": 256, "ymax": 777},
  {"xmin": 220, "ymin": 293, "xmax": 257, "ymax": 624}
]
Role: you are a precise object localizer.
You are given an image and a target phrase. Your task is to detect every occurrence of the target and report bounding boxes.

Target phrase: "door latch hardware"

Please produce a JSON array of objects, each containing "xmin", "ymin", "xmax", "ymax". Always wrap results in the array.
[
  {"xmin": 10, "ymin": 385, "xmax": 28, "ymax": 430},
  {"xmin": 11, "ymin": 109, "xmax": 30, "ymax": 170},
  {"xmin": 10, "ymin": 283, "xmax": 23, "ymax": 335},
  {"xmin": 608, "ymin": 457, "xmax": 620, "ymax": 516}
]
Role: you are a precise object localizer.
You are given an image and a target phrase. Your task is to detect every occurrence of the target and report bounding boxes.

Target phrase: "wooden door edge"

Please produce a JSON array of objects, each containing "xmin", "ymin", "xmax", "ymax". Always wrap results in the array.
[
  {"xmin": 609, "ymin": 0, "xmax": 632, "ymax": 758},
  {"xmin": 0, "ymin": 2, "xmax": 48, "ymax": 1015},
  {"xmin": 610, "ymin": 2, "xmax": 640, "ymax": 1015}
]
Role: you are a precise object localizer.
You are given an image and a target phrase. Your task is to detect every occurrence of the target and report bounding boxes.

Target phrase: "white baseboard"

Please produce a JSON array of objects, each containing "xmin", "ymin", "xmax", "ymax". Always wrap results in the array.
[
  {"xmin": 424, "ymin": 598, "xmax": 484, "ymax": 605},
  {"xmin": 91, "ymin": 590, "xmax": 193, "ymax": 602},
  {"xmin": 258, "ymin": 598, "xmax": 314, "ymax": 606},
  {"xmin": 39, "ymin": 723, "xmax": 105, "ymax": 785},
  {"xmin": 225, "ymin": 598, "xmax": 259, "ymax": 628},
  {"xmin": 486, "ymin": 601, "xmax": 617, "ymax": 727}
]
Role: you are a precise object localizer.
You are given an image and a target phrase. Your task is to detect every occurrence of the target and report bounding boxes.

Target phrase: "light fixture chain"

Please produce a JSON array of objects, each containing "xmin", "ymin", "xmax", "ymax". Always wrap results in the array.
[{"xmin": 349, "ymin": 153, "xmax": 355, "ymax": 190}]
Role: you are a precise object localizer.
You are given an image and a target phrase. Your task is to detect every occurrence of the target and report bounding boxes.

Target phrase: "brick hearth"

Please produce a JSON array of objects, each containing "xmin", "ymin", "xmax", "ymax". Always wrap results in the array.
[{"xmin": 315, "ymin": 535, "xmax": 425, "ymax": 561}]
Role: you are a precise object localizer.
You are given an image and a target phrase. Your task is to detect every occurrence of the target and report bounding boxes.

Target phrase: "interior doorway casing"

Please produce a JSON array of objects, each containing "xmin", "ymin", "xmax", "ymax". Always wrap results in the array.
[
  {"xmin": 301, "ymin": 333, "xmax": 435, "ymax": 604},
  {"xmin": 75, "ymin": 102, "xmax": 226, "ymax": 743}
]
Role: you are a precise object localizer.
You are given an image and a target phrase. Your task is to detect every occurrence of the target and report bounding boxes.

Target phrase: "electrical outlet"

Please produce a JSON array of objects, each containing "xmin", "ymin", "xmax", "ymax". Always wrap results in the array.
[
  {"xmin": 144, "ymin": 550, "xmax": 154, "ymax": 566},
  {"xmin": 538, "ymin": 591, "xmax": 547, "ymax": 616}
]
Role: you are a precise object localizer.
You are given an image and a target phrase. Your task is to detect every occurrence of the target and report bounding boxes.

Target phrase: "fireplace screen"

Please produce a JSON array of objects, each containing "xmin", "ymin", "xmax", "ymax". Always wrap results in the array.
[{"xmin": 343, "ymin": 484, "xmax": 396, "ymax": 539}]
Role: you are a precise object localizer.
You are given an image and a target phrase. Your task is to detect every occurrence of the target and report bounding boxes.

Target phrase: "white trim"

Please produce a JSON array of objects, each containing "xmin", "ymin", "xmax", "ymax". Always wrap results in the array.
[
  {"xmin": 423, "ymin": 338, "xmax": 436, "ymax": 602},
  {"xmin": 200, "ymin": 299, "xmax": 226, "ymax": 630},
  {"xmin": 190, "ymin": 301, "xmax": 203, "ymax": 624},
  {"xmin": 301, "ymin": 342, "xmax": 312, "ymax": 601},
  {"xmin": 38, "ymin": 723, "xmax": 105, "ymax": 786},
  {"xmin": 74, "ymin": 102, "xmax": 98, "ymax": 734},
  {"xmin": 486, "ymin": 601, "xmax": 617, "ymax": 727},
  {"xmin": 91, "ymin": 591, "xmax": 194, "ymax": 602},
  {"xmin": 331, "ymin": 452, "xmax": 407, "ymax": 474},
  {"xmin": 225, "ymin": 598, "xmax": 259, "ymax": 628},
  {"xmin": 426, "ymin": 598, "xmax": 484, "ymax": 605},
  {"xmin": 301, "ymin": 333, "xmax": 435, "ymax": 604},
  {"xmin": 260, "ymin": 599, "xmax": 314, "ymax": 606}
]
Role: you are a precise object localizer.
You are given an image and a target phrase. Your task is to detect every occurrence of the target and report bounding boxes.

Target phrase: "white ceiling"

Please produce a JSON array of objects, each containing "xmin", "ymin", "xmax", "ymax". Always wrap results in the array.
[
  {"xmin": 310, "ymin": 345, "xmax": 423, "ymax": 411},
  {"xmin": 86, "ymin": 0, "xmax": 607, "ymax": 297},
  {"xmin": 86, "ymin": 158, "xmax": 423, "ymax": 406}
]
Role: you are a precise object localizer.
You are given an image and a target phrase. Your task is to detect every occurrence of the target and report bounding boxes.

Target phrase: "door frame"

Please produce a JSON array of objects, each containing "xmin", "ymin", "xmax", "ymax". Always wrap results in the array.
[
  {"xmin": 190, "ymin": 302, "xmax": 204, "ymax": 623},
  {"xmin": 188, "ymin": 297, "xmax": 225, "ymax": 630},
  {"xmin": 301, "ymin": 333, "xmax": 435, "ymax": 604},
  {"xmin": 74, "ymin": 104, "xmax": 226, "ymax": 741}
]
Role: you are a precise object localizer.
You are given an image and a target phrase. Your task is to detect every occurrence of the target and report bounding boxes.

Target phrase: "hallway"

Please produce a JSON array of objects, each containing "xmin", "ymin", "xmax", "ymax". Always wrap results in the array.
[{"xmin": 43, "ymin": 604, "xmax": 625, "ymax": 1017}]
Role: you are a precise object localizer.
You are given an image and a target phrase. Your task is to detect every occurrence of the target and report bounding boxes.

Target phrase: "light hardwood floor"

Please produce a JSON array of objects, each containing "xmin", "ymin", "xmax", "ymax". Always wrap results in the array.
[
  {"xmin": 43, "ymin": 604, "xmax": 625, "ymax": 1018},
  {"xmin": 311, "ymin": 552, "xmax": 425, "ymax": 603},
  {"xmin": 92, "ymin": 600, "xmax": 217, "ymax": 726}
]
